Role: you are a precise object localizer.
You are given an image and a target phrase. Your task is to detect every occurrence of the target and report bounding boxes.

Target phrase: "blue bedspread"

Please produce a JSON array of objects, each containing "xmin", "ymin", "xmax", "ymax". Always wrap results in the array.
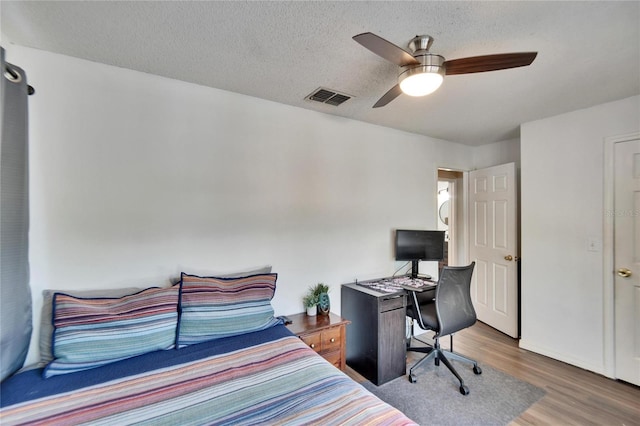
[
  {"xmin": 1, "ymin": 325, "xmax": 289, "ymax": 407},
  {"xmin": 0, "ymin": 325, "xmax": 416, "ymax": 425}
]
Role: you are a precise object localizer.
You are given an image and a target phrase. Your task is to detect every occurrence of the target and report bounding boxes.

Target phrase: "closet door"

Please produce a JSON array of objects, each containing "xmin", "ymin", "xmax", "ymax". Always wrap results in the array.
[{"xmin": 614, "ymin": 138, "xmax": 640, "ymax": 386}]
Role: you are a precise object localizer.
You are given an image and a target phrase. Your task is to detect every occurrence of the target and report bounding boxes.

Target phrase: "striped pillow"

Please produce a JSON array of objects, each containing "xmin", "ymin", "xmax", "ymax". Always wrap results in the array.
[
  {"xmin": 44, "ymin": 286, "xmax": 179, "ymax": 378},
  {"xmin": 177, "ymin": 273, "xmax": 281, "ymax": 347}
]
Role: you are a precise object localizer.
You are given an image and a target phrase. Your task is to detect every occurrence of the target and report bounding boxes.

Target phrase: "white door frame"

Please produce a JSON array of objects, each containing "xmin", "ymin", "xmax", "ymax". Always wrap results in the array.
[
  {"xmin": 603, "ymin": 131, "xmax": 640, "ymax": 379},
  {"xmin": 435, "ymin": 168, "xmax": 470, "ymax": 267}
]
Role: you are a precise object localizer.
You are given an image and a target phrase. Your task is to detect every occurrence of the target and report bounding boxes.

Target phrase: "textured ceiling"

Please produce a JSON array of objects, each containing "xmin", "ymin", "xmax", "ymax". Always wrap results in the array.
[{"xmin": 1, "ymin": 1, "xmax": 639, "ymax": 146}]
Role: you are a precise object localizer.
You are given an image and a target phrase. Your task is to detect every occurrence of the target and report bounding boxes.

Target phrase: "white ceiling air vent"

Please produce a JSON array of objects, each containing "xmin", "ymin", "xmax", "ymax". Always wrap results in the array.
[{"xmin": 306, "ymin": 87, "xmax": 352, "ymax": 106}]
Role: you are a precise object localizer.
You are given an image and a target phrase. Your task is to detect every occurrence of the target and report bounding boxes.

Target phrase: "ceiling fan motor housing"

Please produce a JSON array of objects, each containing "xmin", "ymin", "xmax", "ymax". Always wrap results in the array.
[
  {"xmin": 398, "ymin": 53, "xmax": 445, "ymax": 89},
  {"xmin": 399, "ymin": 53, "xmax": 445, "ymax": 76},
  {"xmin": 399, "ymin": 35, "xmax": 445, "ymax": 95}
]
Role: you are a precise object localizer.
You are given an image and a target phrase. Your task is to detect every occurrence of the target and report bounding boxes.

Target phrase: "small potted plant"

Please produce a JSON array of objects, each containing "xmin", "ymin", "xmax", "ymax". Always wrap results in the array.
[
  {"xmin": 311, "ymin": 283, "xmax": 330, "ymax": 316},
  {"xmin": 303, "ymin": 293, "xmax": 318, "ymax": 316}
]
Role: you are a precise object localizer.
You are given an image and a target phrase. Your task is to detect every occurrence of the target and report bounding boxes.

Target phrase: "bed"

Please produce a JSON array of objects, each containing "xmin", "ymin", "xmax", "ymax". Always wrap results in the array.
[{"xmin": 0, "ymin": 272, "xmax": 416, "ymax": 425}]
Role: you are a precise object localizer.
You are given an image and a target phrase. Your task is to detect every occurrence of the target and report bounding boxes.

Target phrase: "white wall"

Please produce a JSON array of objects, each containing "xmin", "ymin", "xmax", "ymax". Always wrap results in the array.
[
  {"xmin": 520, "ymin": 95, "xmax": 640, "ymax": 374},
  {"xmin": 473, "ymin": 138, "xmax": 521, "ymax": 170},
  {"xmin": 4, "ymin": 45, "xmax": 476, "ymax": 366}
]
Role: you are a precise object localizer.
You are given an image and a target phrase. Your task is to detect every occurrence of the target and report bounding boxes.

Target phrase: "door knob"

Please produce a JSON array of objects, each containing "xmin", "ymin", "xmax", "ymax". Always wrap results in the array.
[
  {"xmin": 617, "ymin": 268, "xmax": 632, "ymax": 278},
  {"xmin": 504, "ymin": 255, "xmax": 513, "ymax": 261}
]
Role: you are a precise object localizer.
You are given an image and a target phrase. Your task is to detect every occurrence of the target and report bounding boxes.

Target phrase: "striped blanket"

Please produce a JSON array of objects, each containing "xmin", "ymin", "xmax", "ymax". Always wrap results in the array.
[{"xmin": 1, "ymin": 327, "xmax": 415, "ymax": 425}]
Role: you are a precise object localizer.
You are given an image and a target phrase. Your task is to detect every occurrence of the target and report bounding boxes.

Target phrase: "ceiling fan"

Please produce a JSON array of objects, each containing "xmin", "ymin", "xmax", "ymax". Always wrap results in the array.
[{"xmin": 353, "ymin": 32, "xmax": 537, "ymax": 108}]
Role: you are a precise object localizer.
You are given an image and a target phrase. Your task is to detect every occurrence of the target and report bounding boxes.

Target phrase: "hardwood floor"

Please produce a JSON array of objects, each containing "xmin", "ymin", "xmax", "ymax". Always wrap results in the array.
[{"xmin": 345, "ymin": 321, "xmax": 640, "ymax": 425}]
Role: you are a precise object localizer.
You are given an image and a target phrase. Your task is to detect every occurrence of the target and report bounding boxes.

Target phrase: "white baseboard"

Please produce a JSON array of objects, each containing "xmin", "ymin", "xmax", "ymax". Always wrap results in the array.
[{"xmin": 518, "ymin": 339, "xmax": 610, "ymax": 378}]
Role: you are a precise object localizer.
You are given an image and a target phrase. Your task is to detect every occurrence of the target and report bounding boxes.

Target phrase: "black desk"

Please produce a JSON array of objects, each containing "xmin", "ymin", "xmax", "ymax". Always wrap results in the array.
[{"xmin": 340, "ymin": 277, "xmax": 436, "ymax": 385}]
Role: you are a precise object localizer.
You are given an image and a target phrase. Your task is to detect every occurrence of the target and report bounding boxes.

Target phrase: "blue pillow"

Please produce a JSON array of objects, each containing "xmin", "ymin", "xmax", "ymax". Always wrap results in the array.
[
  {"xmin": 38, "ymin": 287, "xmax": 141, "ymax": 368},
  {"xmin": 44, "ymin": 286, "xmax": 179, "ymax": 378},
  {"xmin": 177, "ymin": 273, "xmax": 281, "ymax": 347}
]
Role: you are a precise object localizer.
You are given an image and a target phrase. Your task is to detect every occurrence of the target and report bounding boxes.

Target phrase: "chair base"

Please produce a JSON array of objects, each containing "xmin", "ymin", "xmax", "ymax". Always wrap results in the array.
[{"xmin": 407, "ymin": 338, "xmax": 482, "ymax": 395}]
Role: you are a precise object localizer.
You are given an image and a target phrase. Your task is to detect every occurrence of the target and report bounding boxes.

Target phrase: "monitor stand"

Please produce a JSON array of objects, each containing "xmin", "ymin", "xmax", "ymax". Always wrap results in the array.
[{"xmin": 410, "ymin": 260, "xmax": 419, "ymax": 278}]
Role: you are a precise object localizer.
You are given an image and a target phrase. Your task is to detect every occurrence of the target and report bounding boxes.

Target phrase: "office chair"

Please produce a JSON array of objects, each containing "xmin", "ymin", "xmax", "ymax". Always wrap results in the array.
[{"xmin": 406, "ymin": 262, "xmax": 482, "ymax": 395}]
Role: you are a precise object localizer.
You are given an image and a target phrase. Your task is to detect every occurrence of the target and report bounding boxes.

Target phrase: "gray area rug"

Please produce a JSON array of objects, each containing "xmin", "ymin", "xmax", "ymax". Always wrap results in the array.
[{"xmin": 362, "ymin": 360, "xmax": 545, "ymax": 425}]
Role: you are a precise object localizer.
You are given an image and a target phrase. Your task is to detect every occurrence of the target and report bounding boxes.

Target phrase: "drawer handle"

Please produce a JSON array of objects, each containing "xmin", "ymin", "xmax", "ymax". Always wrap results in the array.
[
  {"xmin": 330, "ymin": 338, "xmax": 336, "ymax": 343},
  {"xmin": 383, "ymin": 295, "xmax": 403, "ymax": 301},
  {"xmin": 310, "ymin": 343, "xmax": 315, "ymax": 349}
]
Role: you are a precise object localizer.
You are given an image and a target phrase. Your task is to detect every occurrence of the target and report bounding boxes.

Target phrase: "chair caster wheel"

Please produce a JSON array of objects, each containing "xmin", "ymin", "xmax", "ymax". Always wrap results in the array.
[
  {"xmin": 459, "ymin": 385, "xmax": 470, "ymax": 395},
  {"xmin": 473, "ymin": 365, "xmax": 482, "ymax": 375},
  {"xmin": 409, "ymin": 374, "xmax": 417, "ymax": 383}
]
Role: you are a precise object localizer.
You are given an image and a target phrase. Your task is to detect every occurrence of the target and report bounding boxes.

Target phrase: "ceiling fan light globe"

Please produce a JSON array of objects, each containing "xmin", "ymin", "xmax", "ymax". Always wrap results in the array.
[{"xmin": 399, "ymin": 72, "xmax": 444, "ymax": 96}]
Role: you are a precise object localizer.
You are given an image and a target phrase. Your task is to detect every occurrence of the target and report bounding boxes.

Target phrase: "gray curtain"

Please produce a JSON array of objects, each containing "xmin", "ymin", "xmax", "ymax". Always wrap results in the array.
[{"xmin": 0, "ymin": 47, "xmax": 32, "ymax": 381}]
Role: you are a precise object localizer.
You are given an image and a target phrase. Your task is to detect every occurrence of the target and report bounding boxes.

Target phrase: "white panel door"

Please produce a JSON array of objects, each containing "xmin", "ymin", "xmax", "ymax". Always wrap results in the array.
[
  {"xmin": 469, "ymin": 163, "xmax": 518, "ymax": 337},
  {"xmin": 614, "ymin": 138, "xmax": 640, "ymax": 386}
]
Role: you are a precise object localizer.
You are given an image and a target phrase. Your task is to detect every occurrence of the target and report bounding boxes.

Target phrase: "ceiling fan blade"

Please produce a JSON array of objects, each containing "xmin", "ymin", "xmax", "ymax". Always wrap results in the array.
[
  {"xmin": 444, "ymin": 52, "xmax": 537, "ymax": 75},
  {"xmin": 373, "ymin": 84, "xmax": 403, "ymax": 108},
  {"xmin": 354, "ymin": 32, "xmax": 420, "ymax": 67}
]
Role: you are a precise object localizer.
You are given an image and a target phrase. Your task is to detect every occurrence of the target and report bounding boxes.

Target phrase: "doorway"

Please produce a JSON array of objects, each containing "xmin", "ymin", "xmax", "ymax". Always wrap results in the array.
[{"xmin": 437, "ymin": 169, "xmax": 463, "ymax": 267}]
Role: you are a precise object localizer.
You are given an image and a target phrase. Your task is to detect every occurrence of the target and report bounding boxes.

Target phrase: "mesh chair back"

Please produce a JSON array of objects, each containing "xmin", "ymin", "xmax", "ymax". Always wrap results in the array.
[{"xmin": 434, "ymin": 262, "xmax": 476, "ymax": 337}]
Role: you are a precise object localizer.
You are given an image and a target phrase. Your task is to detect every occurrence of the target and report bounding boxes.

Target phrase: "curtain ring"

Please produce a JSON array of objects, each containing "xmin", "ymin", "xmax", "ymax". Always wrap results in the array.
[
  {"xmin": 4, "ymin": 65, "xmax": 22, "ymax": 83},
  {"xmin": 4, "ymin": 64, "xmax": 35, "ymax": 94}
]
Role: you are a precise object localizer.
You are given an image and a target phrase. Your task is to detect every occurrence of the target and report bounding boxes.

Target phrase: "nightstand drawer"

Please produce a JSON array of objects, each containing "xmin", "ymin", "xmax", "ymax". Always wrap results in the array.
[
  {"xmin": 322, "ymin": 327, "xmax": 342, "ymax": 351},
  {"xmin": 285, "ymin": 312, "xmax": 350, "ymax": 371},
  {"xmin": 300, "ymin": 332, "xmax": 322, "ymax": 353}
]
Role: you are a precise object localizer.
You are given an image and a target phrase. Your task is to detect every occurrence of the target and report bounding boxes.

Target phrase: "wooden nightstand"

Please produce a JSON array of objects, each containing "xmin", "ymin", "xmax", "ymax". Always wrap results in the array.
[{"xmin": 286, "ymin": 312, "xmax": 350, "ymax": 371}]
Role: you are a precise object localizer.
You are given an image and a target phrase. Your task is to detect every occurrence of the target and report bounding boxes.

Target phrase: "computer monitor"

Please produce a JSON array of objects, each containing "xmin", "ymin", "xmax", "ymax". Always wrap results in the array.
[{"xmin": 394, "ymin": 229, "xmax": 445, "ymax": 278}]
